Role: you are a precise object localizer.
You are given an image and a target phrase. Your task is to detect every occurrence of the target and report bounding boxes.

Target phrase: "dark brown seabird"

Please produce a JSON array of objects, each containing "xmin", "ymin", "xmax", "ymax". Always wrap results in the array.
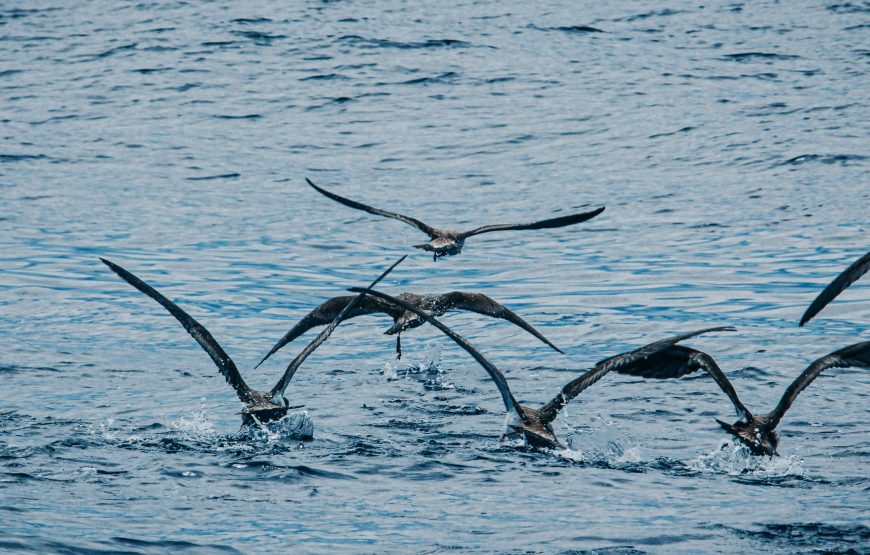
[
  {"xmin": 617, "ymin": 340, "xmax": 870, "ymax": 455},
  {"xmin": 350, "ymin": 287, "xmax": 733, "ymax": 449},
  {"xmin": 800, "ymin": 250, "xmax": 870, "ymax": 326},
  {"xmin": 101, "ymin": 256, "xmax": 405, "ymax": 429},
  {"xmin": 255, "ymin": 290, "xmax": 562, "ymax": 367},
  {"xmin": 306, "ymin": 178, "xmax": 605, "ymax": 260}
]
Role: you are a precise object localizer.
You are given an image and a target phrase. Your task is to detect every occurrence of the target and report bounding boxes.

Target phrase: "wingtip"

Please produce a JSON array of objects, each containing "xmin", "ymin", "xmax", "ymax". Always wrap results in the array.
[{"xmin": 305, "ymin": 177, "xmax": 324, "ymax": 192}]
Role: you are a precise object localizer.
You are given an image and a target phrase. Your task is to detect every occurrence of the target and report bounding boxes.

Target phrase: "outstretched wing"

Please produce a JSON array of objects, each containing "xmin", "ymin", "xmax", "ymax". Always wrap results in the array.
[
  {"xmin": 100, "ymin": 258, "xmax": 253, "ymax": 403},
  {"xmin": 538, "ymin": 327, "xmax": 736, "ymax": 423},
  {"xmin": 255, "ymin": 295, "xmax": 394, "ymax": 369},
  {"xmin": 306, "ymin": 178, "xmax": 437, "ymax": 237},
  {"xmin": 269, "ymin": 256, "xmax": 406, "ymax": 399},
  {"xmin": 768, "ymin": 340, "xmax": 870, "ymax": 429},
  {"xmin": 457, "ymin": 207, "xmax": 605, "ymax": 239},
  {"xmin": 438, "ymin": 292, "xmax": 563, "ymax": 353},
  {"xmin": 617, "ymin": 344, "xmax": 752, "ymax": 420},
  {"xmin": 348, "ymin": 287, "xmax": 524, "ymax": 418},
  {"xmin": 800, "ymin": 251, "xmax": 870, "ymax": 326}
]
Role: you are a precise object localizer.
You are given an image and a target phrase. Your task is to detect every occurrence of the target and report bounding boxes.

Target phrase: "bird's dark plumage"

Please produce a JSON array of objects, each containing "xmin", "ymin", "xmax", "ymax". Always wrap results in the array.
[
  {"xmin": 350, "ymin": 286, "xmax": 733, "ymax": 449},
  {"xmin": 306, "ymin": 178, "xmax": 604, "ymax": 259},
  {"xmin": 618, "ymin": 340, "xmax": 870, "ymax": 455},
  {"xmin": 101, "ymin": 256, "xmax": 405, "ymax": 428},
  {"xmin": 255, "ymin": 290, "xmax": 562, "ymax": 367},
  {"xmin": 800, "ymin": 251, "xmax": 870, "ymax": 326}
]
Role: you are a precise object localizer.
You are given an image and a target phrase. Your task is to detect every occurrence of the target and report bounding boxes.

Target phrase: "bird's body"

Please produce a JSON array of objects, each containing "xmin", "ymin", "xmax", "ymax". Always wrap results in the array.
[
  {"xmin": 256, "ymin": 290, "xmax": 561, "ymax": 366},
  {"xmin": 413, "ymin": 233, "xmax": 465, "ymax": 259},
  {"xmin": 101, "ymin": 256, "xmax": 405, "ymax": 431},
  {"xmin": 350, "ymin": 286, "xmax": 733, "ymax": 450},
  {"xmin": 618, "ymin": 341, "xmax": 870, "ymax": 455},
  {"xmin": 306, "ymin": 178, "xmax": 604, "ymax": 260}
]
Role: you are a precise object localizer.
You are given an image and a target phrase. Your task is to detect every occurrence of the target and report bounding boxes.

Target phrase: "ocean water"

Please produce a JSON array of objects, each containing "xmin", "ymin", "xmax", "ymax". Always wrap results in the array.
[{"xmin": 1, "ymin": 1, "xmax": 868, "ymax": 553}]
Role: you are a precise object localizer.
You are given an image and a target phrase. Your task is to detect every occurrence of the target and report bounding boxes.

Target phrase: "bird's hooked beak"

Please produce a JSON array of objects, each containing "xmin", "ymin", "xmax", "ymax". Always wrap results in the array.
[
  {"xmin": 715, "ymin": 418, "xmax": 737, "ymax": 435},
  {"xmin": 270, "ymin": 395, "xmax": 304, "ymax": 410}
]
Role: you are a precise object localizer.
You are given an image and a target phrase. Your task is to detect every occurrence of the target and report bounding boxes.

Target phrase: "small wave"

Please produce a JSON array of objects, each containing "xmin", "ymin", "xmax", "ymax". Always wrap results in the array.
[
  {"xmin": 211, "ymin": 113, "xmax": 261, "ymax": 120},
  {"xmin": 201, "ymin": 40, "xmax": 239, "ymax": 47},
  {"xmin": 232, "ymin": 30, "xmax": 286, "ymax": 42},
  {"xmin": 723, "ymin": 52, "xmax": 801, "ymax": 61},
  {"xmin": 230, "ymin": 17, "xmax": 273, "ymax": 24},
  {"xmin": 727, "ymin": 522, "xmax": 870, "ymax": 551},
  {"xmin": 780, "ymin": 153, "xmax": 867, "ymax": 166},
  {"xmin": 300, "ymin": 73, "xmax": 349, "ymax": 81},
  {"xmin": 81, "ymin": 43, "xmax": 137, "ymax": 61},
  {"xmin": 531, "ymin": 24, "xmax": 604, "ymax": 34},
  {"xmin": 617, "ymin": 8, "xmax": 686, "ymax": 22},
  {"xmin": 185, "ymin": 172, "xmax": 241, "ymax": 181},
  {"xmin": 554, "ymin": 25, "xmax": 604, "ymax": 33},
  {"xmin": 648, "ymin": 126, "xmax": 695, "ymax": 139},
  {"xmin": 339, "ymin": 35, "xmax": 470, "ymax": 49},
  {"xmin": 0, "ymin": 153, "xmax": 49, "ymax": 163},
  {"xmin": 398, "ymin": 72, "xmax": 460, "ymax": 86},
  {"xmin": 113, "ymin": 536, "xmax": 243, "ymax": 554},
  {"xmin": 827, "ymin": 2, "xmax": 870, "ymax": 13}
]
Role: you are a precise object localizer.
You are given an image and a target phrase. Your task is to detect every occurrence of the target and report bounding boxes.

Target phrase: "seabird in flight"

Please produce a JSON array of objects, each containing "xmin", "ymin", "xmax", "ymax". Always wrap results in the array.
[
  {"xmin": 349, "ymin": 287, "xmax": 733, "ymax": 449},
  {"xmin": 255, "ymin": 290, "xmax": 562, "ymax": 366},
  {"xmin": 101, "ymin": 256, "xmax": 405, "ymax": 429},
  {"xmin": 617, "ymin": 340, "xmax": 870, "ymax": 455},
  {"xmin": 306, "ymin": 178, "xmax": 605, "ymax": 260}
]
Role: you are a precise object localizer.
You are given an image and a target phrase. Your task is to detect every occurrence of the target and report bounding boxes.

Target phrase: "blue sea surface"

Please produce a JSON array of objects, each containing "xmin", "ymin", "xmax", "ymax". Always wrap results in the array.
[{"xmin": 1, "ymin": 1, "xmax": 868, "ymax": 553}]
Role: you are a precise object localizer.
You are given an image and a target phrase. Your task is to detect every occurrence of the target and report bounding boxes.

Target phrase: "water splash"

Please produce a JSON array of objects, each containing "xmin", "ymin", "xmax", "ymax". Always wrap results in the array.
[
  {"xmin": 171, "ymin": 399, "xmax": 218, "ymax": 441},
  {"xmin": 562, "ymin": 411, "xmax": 643, "ymax": 465},
  {"xmin": 381, "ymin": 344, "xmax": 451, "ymax": 389},
  {"xmin": 237, "ymin": 411, "xmax": 314, "ymax": 444},
  {"xmin": 688, "ymin": 440, "xmax": 805, "ymax": 478},
  {"xmin": 95, "ymin": 417, "xmax": 143, "ymax": 445}
]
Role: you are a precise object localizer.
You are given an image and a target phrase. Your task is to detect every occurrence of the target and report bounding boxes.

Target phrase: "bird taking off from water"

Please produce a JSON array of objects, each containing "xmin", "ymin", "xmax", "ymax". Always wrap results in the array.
[
  {"xmin": 101, "ymin": 256, "xmax": 405, "ymax": 429},
  {"xmin": 306, "ymin": 178, "xmax": 605, "ymax": 260},
  {"xmin": 617, "ymin": 340, "xmax": 870, "ymax": 455},
  {"xmin": 350, "ymin": 286, "xmax": 733, "ymax": 450}
]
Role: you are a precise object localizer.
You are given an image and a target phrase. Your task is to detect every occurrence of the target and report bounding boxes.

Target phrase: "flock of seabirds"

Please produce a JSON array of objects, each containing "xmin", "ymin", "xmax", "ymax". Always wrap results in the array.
[{"xmin": 101, "ymin": 179, "xmax": 870, "ymax": 457}]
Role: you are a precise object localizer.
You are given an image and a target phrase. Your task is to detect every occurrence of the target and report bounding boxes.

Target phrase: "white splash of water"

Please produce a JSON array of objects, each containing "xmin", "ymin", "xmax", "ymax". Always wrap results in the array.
[
  {"xmin": 561, "ymin": 410, "xmax": 643, "ymax": 465},
  {"xmin": 95, "ymin": 417, "xmax": 143, "ymax": 444},
  {"xmin": 242, "ymin": 411, "xmax": 314, "ymax": 444},
  {"xmin": 382, "ymin": 361, "xmax": 399, "ymax": 380},
  {"xmin": 172, "ymin": 399, "xmax": 217, "ymax": 441},
  {"xmin": 688, "ymin": 439, "xmax": 805, "ymax": 477}
]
